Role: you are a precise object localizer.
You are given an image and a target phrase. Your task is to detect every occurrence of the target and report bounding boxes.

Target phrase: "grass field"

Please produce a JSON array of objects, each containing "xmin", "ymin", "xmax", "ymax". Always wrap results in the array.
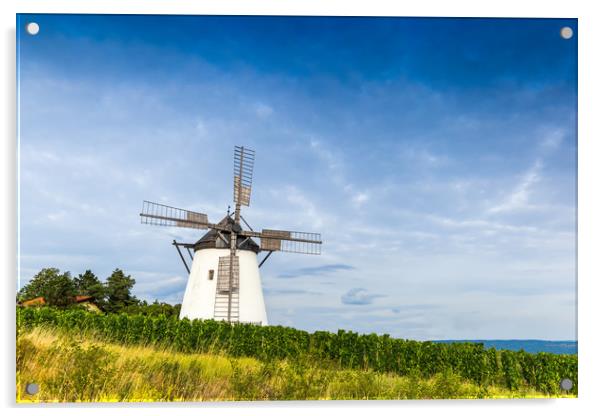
[{"xmin": 16, "ymin": 327, "xmax": 575, "ymax": 402}]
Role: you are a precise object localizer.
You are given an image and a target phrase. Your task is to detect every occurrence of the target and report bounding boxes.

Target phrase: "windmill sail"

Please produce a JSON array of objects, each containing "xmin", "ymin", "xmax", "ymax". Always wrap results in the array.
[
  {"xmin": 140, "ymin": 200, "xmax": 209, "ymax": 229},
  {"xmin": 233, "ymin": 146, "xmax": 254, "ymax": 206},
  {"xmin": 233, "ymin": 176, "xmax": 252, "ymax": 206},
  {"xmin": 259, "ymin": 229, "xmax": 322, "ymax": 255}
]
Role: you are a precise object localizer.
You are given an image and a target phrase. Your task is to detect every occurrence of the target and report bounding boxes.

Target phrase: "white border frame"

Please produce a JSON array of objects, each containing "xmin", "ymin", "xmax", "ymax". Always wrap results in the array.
[{"xmin": 3, "ymin": 1, "xmax": 600, "ymax": 415}]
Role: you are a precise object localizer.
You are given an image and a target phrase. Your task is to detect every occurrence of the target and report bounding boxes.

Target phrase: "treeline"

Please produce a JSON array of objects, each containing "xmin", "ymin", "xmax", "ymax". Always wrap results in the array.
[
  {"xmin": 17, "ymin": 307, "xmax": 578, "ymax": 395},
  {"xmin": 17, "ymin": 268, "xmax": 180, "ymax": 317}
]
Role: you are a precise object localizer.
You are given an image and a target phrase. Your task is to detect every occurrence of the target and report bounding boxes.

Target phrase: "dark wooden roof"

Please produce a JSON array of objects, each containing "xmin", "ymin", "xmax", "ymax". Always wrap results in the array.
[{"xmin": 194, "ymin": 215, "xmax": 260, "ymax": 253}]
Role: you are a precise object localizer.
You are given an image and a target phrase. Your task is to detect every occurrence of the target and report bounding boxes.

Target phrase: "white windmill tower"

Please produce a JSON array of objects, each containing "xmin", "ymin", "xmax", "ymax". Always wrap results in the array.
[{"xmin": 140, "ymin": 146, "xmax": 322, "ymax": 325}]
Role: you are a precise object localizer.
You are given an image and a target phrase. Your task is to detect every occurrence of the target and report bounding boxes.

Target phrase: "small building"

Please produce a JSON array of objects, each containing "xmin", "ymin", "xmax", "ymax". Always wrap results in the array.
[
  {"xmin": 19, "ymin": 295, "xmax": 102, "ymax": 312},
  {"xmin": 20, "ymin": 296, "xmax": 46, "ymax": 307}
]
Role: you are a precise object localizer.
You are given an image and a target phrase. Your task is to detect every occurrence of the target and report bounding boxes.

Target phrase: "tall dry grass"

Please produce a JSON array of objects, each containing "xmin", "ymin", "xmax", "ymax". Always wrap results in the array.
[{"xmin": 16, "ymin": 327, "xmax": 573, "ymax": 402}]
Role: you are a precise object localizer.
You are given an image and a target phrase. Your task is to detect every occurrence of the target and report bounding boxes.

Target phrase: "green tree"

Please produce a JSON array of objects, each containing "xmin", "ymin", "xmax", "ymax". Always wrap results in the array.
[
  {"xmin": 104, "ymin": 269, "xmax": 137, "ymax": 313},
  {"xmin": 74, "ymin": 270, "xmax": 106, "ymax": 309},
  {"xmin": 18, "ymin": 268, "xmax": 76, "ymax": 307}
]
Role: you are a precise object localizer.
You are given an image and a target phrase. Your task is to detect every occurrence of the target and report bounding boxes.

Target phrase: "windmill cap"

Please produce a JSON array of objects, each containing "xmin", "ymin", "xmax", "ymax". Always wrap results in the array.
[{"xmin": 193, "ymin": 215, "xmax": 260, "ymax": 253}]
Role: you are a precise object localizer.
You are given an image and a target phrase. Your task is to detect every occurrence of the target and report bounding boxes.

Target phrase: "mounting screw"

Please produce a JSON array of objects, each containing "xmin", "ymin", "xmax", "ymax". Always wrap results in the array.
[
  {"xmin": 25, "ymin": 382, "xmax": 39, "ymax": 395},
  {"xmin": 560, "ymin": 27, "xmax": 573, "ymax": 40},
  {"xmin": 26, "ymin": 22, "xmax": 40, "ymax": 36},
  {"xmin": 559, "ymin": 378, "xmax": 573, "ymax": 392}
]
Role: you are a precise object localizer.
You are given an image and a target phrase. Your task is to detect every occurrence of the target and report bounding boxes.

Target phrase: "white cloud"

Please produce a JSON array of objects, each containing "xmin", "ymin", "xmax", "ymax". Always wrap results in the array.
[
  {"xmin": 284, "ymin": 185, "xmax": 324, "ymax": 229},
  {"xmin": 309, "ymin": 139, "xmax": 370, "ymax": 209},
  {"xmin": 487, "ymin": 159, "xmax": 543, "ymax": 214},
  {"xmin": 46, "ymin": 210, "xmax": 67, "ymax": 222},
  {"xmin": 341, "ymin": 288, "xmax": 386, "ymax": 305},
  {"xmin": 401, "ymin": 146, "xmax": 450, "ymax": 167},
  {"xmin": 352, "ymin": 192, "xmax": 370, "ymax": 207},
  {"xmin": 254, "ymin": 102, "xmax": 274, "ymax": 118},
  {"xmin": 309, "ymin": 138, "xmax": 343, "ymax": 179},
  {"xmin": 539, "ymin": 128, "xmax": 565, "ymax": 151},
  {"xmin": 427, "ymin": 214, "xmax": 539, "ymax": 234},
  {"xmin": 195, "ymin": 119, "xmax": 208, "ymax": 137}
]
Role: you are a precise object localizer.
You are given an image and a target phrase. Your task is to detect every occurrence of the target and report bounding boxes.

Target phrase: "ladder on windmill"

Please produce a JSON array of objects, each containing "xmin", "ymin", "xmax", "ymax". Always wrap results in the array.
[{"xmin": 214, "ymin": 256, "xmax": 240, "ymax": 322}]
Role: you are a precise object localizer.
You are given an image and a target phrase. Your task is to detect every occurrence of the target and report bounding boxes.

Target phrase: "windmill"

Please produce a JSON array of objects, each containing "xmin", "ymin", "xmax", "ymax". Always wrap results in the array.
[{"xmin": 140, "ymin": 146, "xmax": 322, "ymax": 325}]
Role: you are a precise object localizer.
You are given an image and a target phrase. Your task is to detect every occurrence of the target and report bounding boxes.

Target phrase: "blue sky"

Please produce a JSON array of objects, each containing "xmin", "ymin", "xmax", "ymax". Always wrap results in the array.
[{"xmin": 17, "ymin": 15, "xmax": 577, "ymax": 340}]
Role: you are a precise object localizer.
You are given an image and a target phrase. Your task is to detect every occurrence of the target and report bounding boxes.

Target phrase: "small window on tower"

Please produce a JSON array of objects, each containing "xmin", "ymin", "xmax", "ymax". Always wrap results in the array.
[{"xmin": 208, "ymin": 270, "xmax": 214, "ymax": 280}]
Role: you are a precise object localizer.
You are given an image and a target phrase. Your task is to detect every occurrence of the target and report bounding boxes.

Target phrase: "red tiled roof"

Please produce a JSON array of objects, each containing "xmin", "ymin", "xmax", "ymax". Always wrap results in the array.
[
  {"xmin": 20, "ymin": 295, "xmax": 94, "ymax": 306},
  {"xmin": 21, "ymin": 296, "xmax": 46, "ymax": 306}
]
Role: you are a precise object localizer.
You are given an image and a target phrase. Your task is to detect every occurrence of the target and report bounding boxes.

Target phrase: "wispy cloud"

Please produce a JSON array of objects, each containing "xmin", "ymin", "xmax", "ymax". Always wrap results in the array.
[
  {"xmin": 195, "ymin": 118, "xmax": 209, "ymax": 137},
  {"xmin": 309, "ymin": 138, "xmax": 344, "ymax": 182},
  {"xmin": 538, "ymin": 128, "xmax": 565, "ymax": 151},
  {"xmin": 264, "ymin": 288, "xmax": 320, "ymax": 295},
  {"xmin": 351, "ymin": 190, "xmax": 370, "ymax": 208},
  {"xmin": 308, "ymin": 139, "xmax": 371, "ymax": 210},
  {"xmin": 341, "ymin": 288, "xmax": 386, "ymax": 305},
  {"xmin": 253, "ymin": 102, "xmax": 274, "ymax": 118},
  {"xmin": 280, "ymin": 185, "xmax": 325, "ymax": 229},
  {"xmin": 487, "ymin": 159, "xmax": 543, "ymax": 214},
  {"xmin": 400, "ymin": 145, "xmax": 451, "ymax": 168},
  {"xmin": 427, "ymin": 214, "xmax": 539, "ymax": 233},
  {"xmin": 278, "ymin": 263, "xmax": 354, "ymax": 279}
]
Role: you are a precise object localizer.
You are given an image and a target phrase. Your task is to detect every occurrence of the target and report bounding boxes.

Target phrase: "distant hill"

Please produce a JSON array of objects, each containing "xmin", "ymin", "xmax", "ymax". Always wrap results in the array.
[{"xmin": 435, "ymin": 340, "xmax": 577, "ymax": 355}]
